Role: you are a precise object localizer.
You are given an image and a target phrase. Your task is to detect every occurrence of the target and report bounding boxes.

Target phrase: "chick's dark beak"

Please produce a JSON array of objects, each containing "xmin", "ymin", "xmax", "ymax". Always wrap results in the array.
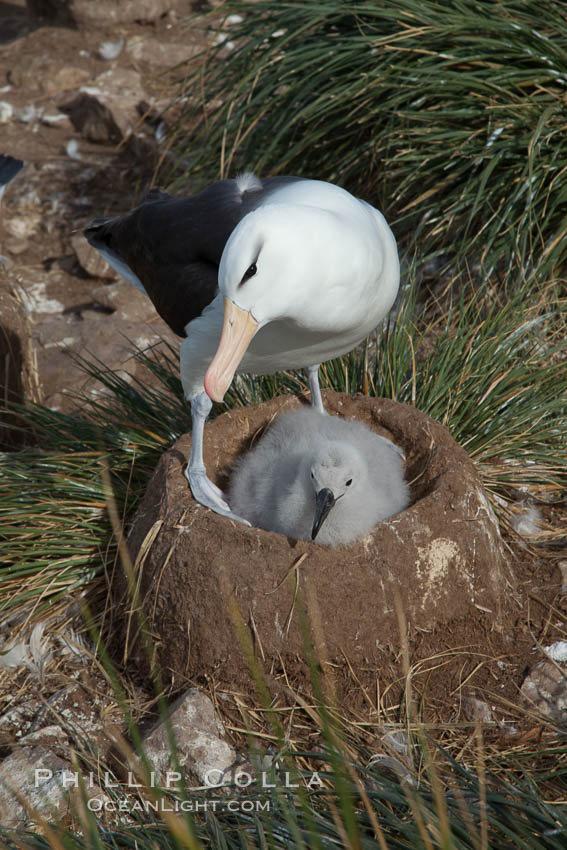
[{"xmin": 311, "ymin": 488, "xmax": 336, "ymax": 541}]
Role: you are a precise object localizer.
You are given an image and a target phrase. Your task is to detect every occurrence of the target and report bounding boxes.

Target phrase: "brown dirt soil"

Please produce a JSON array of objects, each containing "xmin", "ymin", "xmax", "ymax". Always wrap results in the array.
[
  {"xmin": 120, "ymin": 390, "xmax": 561, "ymax": 725},
  {"xmin": 0, "ymin": 0, "xmax": 209, "ymax": 413}
]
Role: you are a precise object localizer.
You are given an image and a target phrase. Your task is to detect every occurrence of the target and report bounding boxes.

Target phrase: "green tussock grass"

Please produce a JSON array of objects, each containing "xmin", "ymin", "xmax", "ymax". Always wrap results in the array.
[
  {"xmin": 0, "ymin": 346, "xmax": 185, "ymax": 617},
  {"xmin": 3, "ymin": 745, "xmax": 567, "ymax": 849},
  {"xmin": 1, "ymin": 273, "xmax": 565, "ymax": 617},
  {"xmin": 171, "ymin": 0, "xmax": 567, "ymax": 281}
]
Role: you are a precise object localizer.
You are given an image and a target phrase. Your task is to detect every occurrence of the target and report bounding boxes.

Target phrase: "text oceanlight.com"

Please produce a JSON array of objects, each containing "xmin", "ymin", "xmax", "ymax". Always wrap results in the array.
[{"xmin": 87, "ymin": 797, "xmax": 272, "ymax": 813}]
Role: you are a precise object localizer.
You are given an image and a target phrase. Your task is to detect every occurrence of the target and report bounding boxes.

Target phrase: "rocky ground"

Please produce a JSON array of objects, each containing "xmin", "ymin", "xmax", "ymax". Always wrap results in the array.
[{"xmin": 0, "ymin": 0, "xmax": 229, "ymax": 417}]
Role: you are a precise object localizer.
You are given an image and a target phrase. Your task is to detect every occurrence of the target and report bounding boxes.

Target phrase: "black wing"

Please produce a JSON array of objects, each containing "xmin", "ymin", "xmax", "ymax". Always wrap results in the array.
[
  {"xmin": 84, "ymin": 176, "xmax": 301, "ymax": 337},
  {"xmin": 0, "ymin": 154, "xmax": 23, "ymax": 190}
]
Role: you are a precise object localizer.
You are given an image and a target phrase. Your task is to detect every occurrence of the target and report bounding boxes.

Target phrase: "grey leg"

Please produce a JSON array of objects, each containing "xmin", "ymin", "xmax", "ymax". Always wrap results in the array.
[
  {"xmin": 307, "ymin": 364, "xmax": 326, "ymax": 414},
  {"xmin": 184, "ymin": 391, "xmax": 250, "ymax": 524}
]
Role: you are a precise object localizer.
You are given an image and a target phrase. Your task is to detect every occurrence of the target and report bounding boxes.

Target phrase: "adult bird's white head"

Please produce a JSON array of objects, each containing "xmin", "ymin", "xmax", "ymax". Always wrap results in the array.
[{"xmin": 203, "ymin": 203, "xmax": 362, "ymax": 403}]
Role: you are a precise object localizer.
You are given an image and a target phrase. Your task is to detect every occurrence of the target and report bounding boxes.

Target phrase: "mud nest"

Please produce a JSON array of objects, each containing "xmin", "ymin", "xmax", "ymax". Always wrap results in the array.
[{"xmin": 117, "ymin": 391, "xmax": 508, "ymax": 698}]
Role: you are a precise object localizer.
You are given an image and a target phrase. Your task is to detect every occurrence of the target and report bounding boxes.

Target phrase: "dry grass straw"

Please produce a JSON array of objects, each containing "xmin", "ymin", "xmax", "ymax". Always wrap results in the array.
[{"xmin": 2, "ymin": 509, "xmax": 567, "ymax": 846}]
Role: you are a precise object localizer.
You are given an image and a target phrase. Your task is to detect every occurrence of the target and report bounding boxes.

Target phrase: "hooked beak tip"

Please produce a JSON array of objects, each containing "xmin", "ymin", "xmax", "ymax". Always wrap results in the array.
[
  {"xmin": 204, "ymin": 298, "xmax": 259, "ymax": 402},
  {"xmin": 311, "ymin": 487, "xmax": 336, "ymax": 541}
]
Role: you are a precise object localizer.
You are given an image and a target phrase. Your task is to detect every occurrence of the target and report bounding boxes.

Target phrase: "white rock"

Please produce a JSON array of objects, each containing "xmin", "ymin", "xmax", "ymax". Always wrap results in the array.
[
  {"xmin": 66, "ymin": 139, "xmax": 81, "ymax": 161},
  {"xmin": 544, "ymin": 641, "xmax": 567, "ymax": 662},
  {"xmin": 41, "ymin": 113, "xmax": 70, "ymax": 126},
  {"xmin": 81, "ymin": 68, "xmax": 146, "ymax": 136},
  {"xmin": 4, "ymin": 213, "xmax": 41, "ymax": 240},
  {"xmin": 521, "ymin": 660, "xmax": 567, "ymax": 725},
  {"xmin": 0, "ymin": 101, "xmax": 13, "ymax": 123},
  {"xmin": 0, "ymin": 748, "xmax": 69, "ymax": 828},
  {"xmin": 99, "ymin": 39, "xmax": 124, "ymax": 60},
  {"xmin": 463, "ymin": 696, "xmax": 494, "ymax": 723},
  {"xmin": 212, "ymin": 32, "xmax": 234, "ymax": 49},
  {"xmin": 16, "ymin": 105, "xmax": 40, "ymax": 124},
  {"xmin": 126, "ymin": 37, "xmax": 198, "ymax": 68},
  {"xmin": 20, "ymin": 725, "xmax": 68, "ymax": 748},
  {"xmin": 19, "ymin": 282, "xmax": 64, "ymax": 315},
  {"xmin": 79, "ymin": 86, "xmax": 102, "ymax": 96},
  {"xmin": 142, "ymin": 688, "xmax": 236, "ymax": 787}
]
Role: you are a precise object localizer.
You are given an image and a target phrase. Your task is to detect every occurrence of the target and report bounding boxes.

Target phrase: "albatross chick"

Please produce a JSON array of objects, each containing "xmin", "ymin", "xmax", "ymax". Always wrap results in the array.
[{"xmin": 229, "ymin": 408, "xmax": 410, "ymax": 547}]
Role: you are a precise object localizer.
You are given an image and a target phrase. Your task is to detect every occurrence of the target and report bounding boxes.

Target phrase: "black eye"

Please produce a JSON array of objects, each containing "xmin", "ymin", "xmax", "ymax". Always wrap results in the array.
[
  {"xmin": 346, "ymin": 479, "xmax": 352, "ymax": 486},
  {"xmin": 240, "ymin": 263, "xmax": 257, "ymax": 286}
]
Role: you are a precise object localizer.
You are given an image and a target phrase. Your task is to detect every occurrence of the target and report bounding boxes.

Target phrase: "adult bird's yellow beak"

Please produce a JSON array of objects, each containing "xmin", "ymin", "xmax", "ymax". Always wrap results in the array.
[{"xmin": 204, "ymin": 298, "xmax": 260, "ymax": 402}]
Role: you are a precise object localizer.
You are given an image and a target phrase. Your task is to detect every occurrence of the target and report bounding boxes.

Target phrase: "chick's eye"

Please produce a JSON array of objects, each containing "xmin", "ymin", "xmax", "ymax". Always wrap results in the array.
[
  {"xmin": 240, "ymin": 263, "xmax": 257, "ymax": 285},
  {"xmin": 346, "ymin": 479, "xmax": 352, "ymax": 487}
]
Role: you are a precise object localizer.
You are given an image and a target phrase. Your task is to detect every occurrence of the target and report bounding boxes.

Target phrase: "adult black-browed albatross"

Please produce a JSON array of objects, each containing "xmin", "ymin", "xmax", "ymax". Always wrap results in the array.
[{"xmin": 84, "ymin": 174, "xmax": 400, "ymax": 523}]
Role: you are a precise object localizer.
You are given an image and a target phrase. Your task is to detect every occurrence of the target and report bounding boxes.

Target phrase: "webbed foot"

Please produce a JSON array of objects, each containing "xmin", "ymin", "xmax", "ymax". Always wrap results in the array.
[{"xmin": 185, "ymin": 465, "xmax": 251, "ymax": 526}]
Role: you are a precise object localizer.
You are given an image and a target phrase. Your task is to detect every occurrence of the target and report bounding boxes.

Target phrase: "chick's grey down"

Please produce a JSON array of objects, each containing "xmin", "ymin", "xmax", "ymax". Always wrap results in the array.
[{"xmin": 229, "ymin": 408, "xmax": 410, "ymax": 547}]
